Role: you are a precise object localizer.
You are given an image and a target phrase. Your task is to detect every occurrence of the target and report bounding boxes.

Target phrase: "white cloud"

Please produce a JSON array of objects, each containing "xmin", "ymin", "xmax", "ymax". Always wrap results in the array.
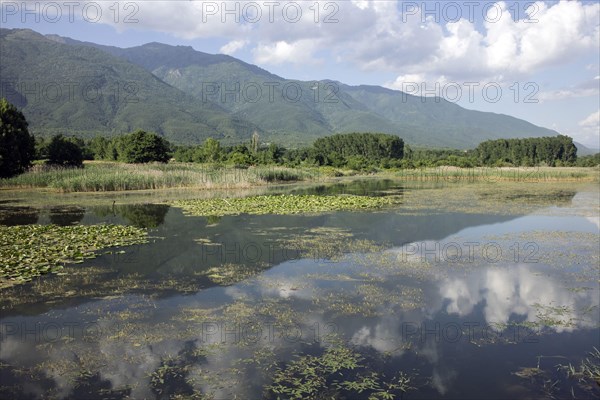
[
  {"xmin": 55, "ymin": 1, "xmax": 598, "ymax": 79},
  {"xmin": 574, "ymin": 110, "xmax": 600, "ymax": 147},
  {"xmin": 539, "ymin": 88, "xmax": 600, "ymax": 101},
  {"xmin": 253, "ymin": 39, "xmax": 321, "ymax": 65},
  {"xmin": 439, "ymin": 264, "xmax": 599, "ymax": 332},
  {"xmin": 220, "ymin": 39, "xmax": 248, "ymax": 55},
  {"xmin": 579, "ymin": 110, "xmax": 600, "ymax": 127},
  {"xmin": 385, "ymin": 1, "xmax": 600, "ymax": 88}
]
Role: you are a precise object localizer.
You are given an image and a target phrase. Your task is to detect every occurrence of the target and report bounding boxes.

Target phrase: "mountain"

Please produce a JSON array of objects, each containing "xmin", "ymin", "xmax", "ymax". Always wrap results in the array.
[
  {"xmin": 1, "ymin": 28, "xmax": 560, "ymax": 148},
  {"xmin": 339, "ymin": 84, "xmax": 559, "ymax": 148},
  {"xmin": 97, "ymin": 40, "xmax": 557, "ymax": 148},
  {"xmin": 574, "ymin": 141, "xmax": 599, "ymax": 156},
  {"xmin": 66, "ymin": 40, "xmax": 410, "ymax": 145},
  {"xmin": 0, "ymin": 29, "xmax": 258, "ymax": 144}
]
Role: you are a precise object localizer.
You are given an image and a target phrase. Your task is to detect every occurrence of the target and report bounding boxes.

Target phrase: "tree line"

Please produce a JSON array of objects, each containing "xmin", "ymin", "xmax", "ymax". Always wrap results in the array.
[
  {"xmin": 1, "ymin": 98, "xmax": 597, "ymax": 179},
  {"xmin": 475, "ymin": 135, "xmax": 578, "ymax": 167}
]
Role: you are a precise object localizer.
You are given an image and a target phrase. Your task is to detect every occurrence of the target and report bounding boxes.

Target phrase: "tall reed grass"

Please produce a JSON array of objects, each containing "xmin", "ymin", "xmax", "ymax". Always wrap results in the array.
[
  {"xmin": 1, "ymin": 163, "xmax": 596, "ymax": 193},
  {"xmin": 392, "ymin": 166, "xmax": 599, "ymax": 182},
  {"xmin": 0, "ymin": 162, "xmax": 314, "ymax": 192}
]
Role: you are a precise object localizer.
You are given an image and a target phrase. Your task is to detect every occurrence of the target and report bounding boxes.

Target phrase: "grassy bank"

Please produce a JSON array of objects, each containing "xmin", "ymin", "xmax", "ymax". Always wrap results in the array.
[
  {"xmin": 0, "ymin": 162, "xmax": 597, "ymax": 193},
  {"xmin": 0, "ymin": 162, "xmax": 313, "ymax": 192},
  {"xmin": 390, "ymin": 166, "xmax": 599, "ymax": 182}
]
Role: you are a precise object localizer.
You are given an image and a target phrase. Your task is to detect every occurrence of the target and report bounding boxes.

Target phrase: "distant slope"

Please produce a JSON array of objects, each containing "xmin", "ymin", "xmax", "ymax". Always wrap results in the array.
[
  {"xmin": 0, "ymin": 29, "xmax": 258, "ymax": 144},
  {"xmin": 83, "ymin": 41, "xmax": 404, "ymax": 145},
  {"xmin": 574, "ymin": 141, "xmax": 599, "ymax": 156},
  {"xmin": 2, "ymin": 28, "xmax": 562, "ymax": 148},
  {"xmin": 340, "ymin": 84, "xmax": 559, "ymax": 148}
]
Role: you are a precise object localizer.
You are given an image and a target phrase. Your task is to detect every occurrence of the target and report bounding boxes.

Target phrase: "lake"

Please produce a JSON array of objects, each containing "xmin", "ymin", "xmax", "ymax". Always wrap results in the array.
[{"xmin": 1, "ymin": 179, "xmax": 599, "ymax": 399}]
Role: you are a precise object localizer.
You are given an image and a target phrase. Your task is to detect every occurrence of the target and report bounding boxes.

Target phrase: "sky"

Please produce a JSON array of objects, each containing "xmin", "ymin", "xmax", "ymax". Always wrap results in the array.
[{"xmin": 2, "ymin": 0, "xmax": 599, "ymax": 148}]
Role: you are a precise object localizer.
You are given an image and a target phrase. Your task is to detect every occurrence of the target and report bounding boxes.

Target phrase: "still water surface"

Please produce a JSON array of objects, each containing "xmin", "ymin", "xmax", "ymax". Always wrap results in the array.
[{"xmin": 1, "ymin": 180, "xmax": 598, "ymax": 399}]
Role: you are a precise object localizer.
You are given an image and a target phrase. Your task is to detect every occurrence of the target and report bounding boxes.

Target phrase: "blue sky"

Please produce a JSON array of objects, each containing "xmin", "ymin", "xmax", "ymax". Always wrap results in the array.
[{"xmin": 2, "ymin": 0, "xmax": 599, "ymax": 147}]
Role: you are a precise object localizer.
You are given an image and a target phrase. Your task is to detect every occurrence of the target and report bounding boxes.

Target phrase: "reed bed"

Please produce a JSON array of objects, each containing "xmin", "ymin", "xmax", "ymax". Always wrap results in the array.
[
  {"xmin": 0, "ymin": 162, "xmax": 314, "ymax": 192},
  {"xmin": 1, "ymin": 163, "xmax": 596, "ymax": 193},
  {"xmin": 392, "ymin": 166, "xmax": 599, "ymax": 182}
]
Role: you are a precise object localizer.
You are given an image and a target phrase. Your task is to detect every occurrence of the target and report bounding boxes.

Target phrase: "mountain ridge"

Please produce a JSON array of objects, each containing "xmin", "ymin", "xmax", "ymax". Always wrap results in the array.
[{"xmin": 1, "ymin": 28, "xmax": 562, "ymax": 148}]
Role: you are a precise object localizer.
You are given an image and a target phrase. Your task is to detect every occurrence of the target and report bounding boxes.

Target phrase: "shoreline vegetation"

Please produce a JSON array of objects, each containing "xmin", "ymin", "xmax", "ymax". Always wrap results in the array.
[{"xmin": 0, "ymin": 161, "xmax": 598, "ymax": 193}]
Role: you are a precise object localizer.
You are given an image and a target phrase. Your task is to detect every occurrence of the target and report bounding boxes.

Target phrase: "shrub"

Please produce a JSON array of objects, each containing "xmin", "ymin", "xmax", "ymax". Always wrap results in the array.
[{"xmin": 47, "ymin": 135, "xmax": 84, "ymax": 167}]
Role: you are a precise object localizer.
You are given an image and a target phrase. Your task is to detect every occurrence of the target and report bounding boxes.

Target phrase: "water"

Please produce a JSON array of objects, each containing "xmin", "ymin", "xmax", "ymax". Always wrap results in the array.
[{"xmin": 1, "ymin": 180, "xmax": 598, "ymax": 399}]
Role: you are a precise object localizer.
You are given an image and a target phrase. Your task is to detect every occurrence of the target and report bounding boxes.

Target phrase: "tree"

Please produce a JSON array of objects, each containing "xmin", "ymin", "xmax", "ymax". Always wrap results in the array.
[
  {"xmin": 251, "ymin": 131, "xmax": 260, "ymax": 153},
  {"xmin": 0, "ymin": 98, "xmax": 35, "ymax": 178},
  {"xmin": 475, "ymin": 135, "xmax": 578, "ymax": 166},
  {"xmin": 47, "ymin": 135, "xmax": 84, "ymax": 167},
  {"xmin": 35, "ymin": 136, "xmax": 50, "ymax": 160},
  {"xmin": 202, "ymin": 138, "xmax": 222, "ymax": 163},
  {"xmin": 119, "ymin": 130, "xmax": 170, "ymax": 163},
  {"xmin": 313, "ymin": 133, "xmax": 404, "ymax": 164},
  {"xmin": 89, "ymin": 136, "xmax": 110, "ymax": 160}
]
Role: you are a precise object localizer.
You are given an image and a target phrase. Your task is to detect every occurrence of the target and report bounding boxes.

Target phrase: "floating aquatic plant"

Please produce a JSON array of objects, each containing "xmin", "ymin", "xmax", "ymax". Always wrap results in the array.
[
  {"xmin": 0, "ymin": 224, "xmax": 148, "ymax": 288},
  {"xmin": 173, "ymin": 194, "xmax": 401, "ymax": 217}
]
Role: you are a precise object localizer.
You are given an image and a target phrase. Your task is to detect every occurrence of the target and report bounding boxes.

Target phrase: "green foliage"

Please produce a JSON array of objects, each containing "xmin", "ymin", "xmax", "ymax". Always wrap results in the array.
[
  {"xmin": 313, "ymin": 132, "xmax": 404, "ymax": 165},
  {"xmin": 117, "ymin": 130, "xmax": 171, "ymax": 163},
  {"xmin": 88, "ymin": 136, "xmax": 111, "ymax": 160},
  {"xmin": 267, "ymin": 342, "xmax": 415, "ymax": 400},
  {"xmin": 201, "ymin": 137, "xmax": 222, "ymax": 163},
  {"xmin": 576, "ymin": 153, "xmax": 600, "ymax": 167},
  {"xmin": 476, "ymin": 135, "xmax": 577, "ymax": 166},
  {"xmin": 0, "ymin": 98, "xmax": 35, "ymax": 178},
  {"xmin": 172, "ymin": 133, "xmax": 406, "ymax": 170},
  {"xmin": 47, "ymin": 134, "xmax": 84, "ymax": 167}
]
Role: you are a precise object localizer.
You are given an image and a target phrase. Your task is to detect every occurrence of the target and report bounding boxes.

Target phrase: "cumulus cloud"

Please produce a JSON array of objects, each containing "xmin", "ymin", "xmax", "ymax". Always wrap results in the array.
[
  {"xmin": 39, "ymin": 0, "xmax": 597, "ymax": 82},
  {"xmin": 579, "ymin": 110, "xmax": 600, "ymax": 127},
  {"xmin": 253, "ymin": 39, "xmax": 321, "ymax": 65},
  {"xmin": 439, "ymin": 264, "xmax": 599, "ymax": 332},
  {"xmin": 575, "ymin": 110, "xmax": 600, "ymax": 147},
  {"xmin": 220, "ymin": 39, "xmax": 248, "ymax": 55},
  {"xmin": 379, "ymin": 1, "xmax": 600, "ymax": 91}
]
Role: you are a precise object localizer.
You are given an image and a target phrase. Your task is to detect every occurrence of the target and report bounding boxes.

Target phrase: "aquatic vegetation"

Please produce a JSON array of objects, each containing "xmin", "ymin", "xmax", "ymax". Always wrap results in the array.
[
  {"xmin": 173, "ymin": 194, "xmax": 401, "ymax": 216},
  {"xmin": 254, "ymin": 168, "xmax": 312, "ymax": 182},
  {"xmin": 267, "ymin": 342, "xmax": 415, "ymax": 399},
  {"xmin": 283, "ymin": 234, "xmax": 386, "ymax": 262},
  {"xmin": 558, "ymin": 347, "xmax": 600, "ymax": 388},
  {"xmin": 314, "ymin": 283, "xmax": 424, "ymax": 317},
  {"xmin": 0, "ymin": 224, "xmax": 147, "ymax": 288},
  {"xmin": 515, "ymin": 349, "xmax": 600, "ymax": 399},
  {"xmin": 200, "ymin": 263, "xmax": 269, "ymax": 286},
  {"xmin": 267, "ymin": 343, "xmax": 362, "ymax": 399}
]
